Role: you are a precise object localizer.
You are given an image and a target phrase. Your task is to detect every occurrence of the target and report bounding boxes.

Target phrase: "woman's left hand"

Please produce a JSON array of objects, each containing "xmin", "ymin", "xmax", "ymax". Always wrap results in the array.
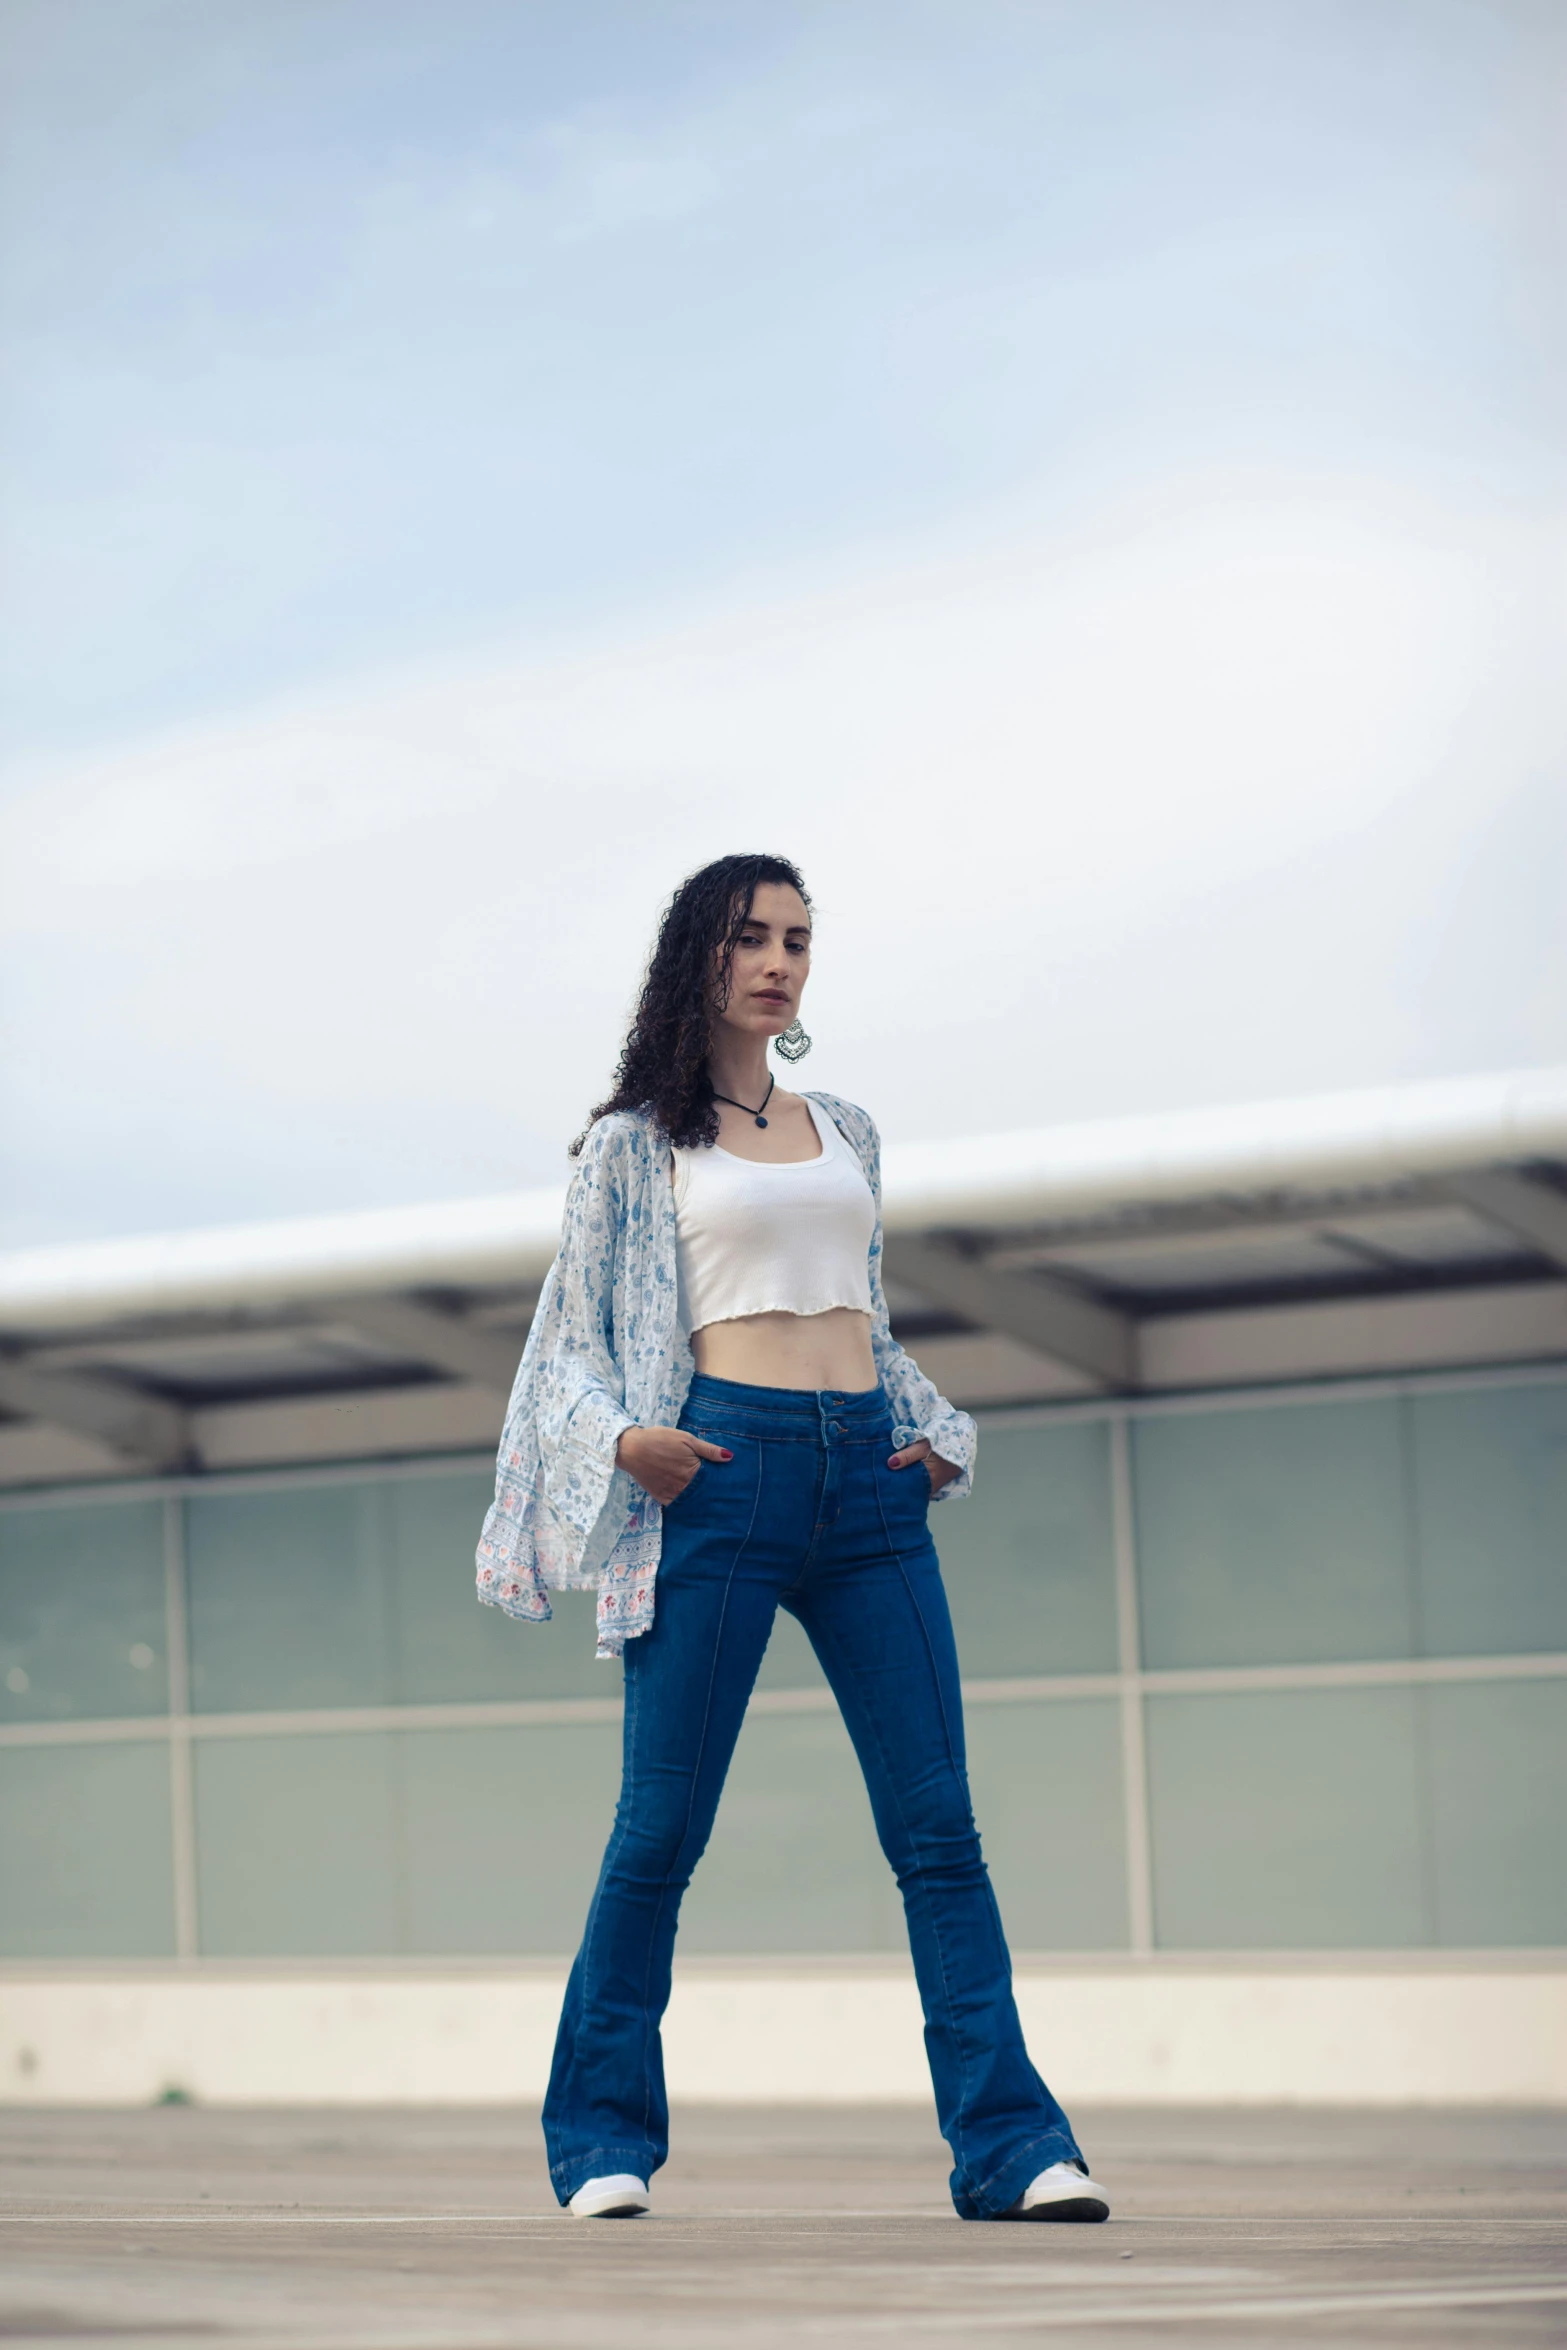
[{"xmin": 887, "ymin": 1437, "xmax": 960, "ymax": 1495}]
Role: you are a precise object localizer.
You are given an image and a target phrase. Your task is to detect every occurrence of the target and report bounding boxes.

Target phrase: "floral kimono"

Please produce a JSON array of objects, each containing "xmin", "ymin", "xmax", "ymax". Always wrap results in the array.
[{"xmin": 475, "ymin": 1091, "xmax": 976, "ymax": 1657}]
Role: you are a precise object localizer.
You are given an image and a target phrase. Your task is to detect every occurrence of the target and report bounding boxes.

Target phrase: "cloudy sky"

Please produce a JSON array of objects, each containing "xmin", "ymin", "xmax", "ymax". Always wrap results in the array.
[{"xmin": 1, "ymin": 0, "xmax": 1562, "ymax": 1247}]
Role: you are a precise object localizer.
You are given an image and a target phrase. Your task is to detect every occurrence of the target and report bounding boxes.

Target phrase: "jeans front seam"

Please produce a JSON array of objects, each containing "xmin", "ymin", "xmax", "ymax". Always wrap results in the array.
[
  {"xmin": 635, "ymin": 1439, "xmax": 766, "ymax": 2146},
  {"xmin": 575, "ymin": 1647, "xmax": 639, "ymax": 2105},
  {"xmin": 863, "ymin": 1469, "xmax": 983, "ymax": 2182},
  {"xmin": 870, "ymin": 1470, "xmax": 965, "ymax": 1779},
  {"xmin": 805, "ymin": 1600, "xmax": 974, "ymax": 2182}
]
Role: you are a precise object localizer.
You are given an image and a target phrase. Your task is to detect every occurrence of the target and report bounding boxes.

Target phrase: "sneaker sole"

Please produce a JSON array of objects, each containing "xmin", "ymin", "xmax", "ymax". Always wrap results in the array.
[
  {"xmin": 576, "ymin": 2199, "xmax": 648, "ymax": 2219},
  {"xmin": 1009, "ymin": 2194, "xmax": 1110, "ymax": 2223}
]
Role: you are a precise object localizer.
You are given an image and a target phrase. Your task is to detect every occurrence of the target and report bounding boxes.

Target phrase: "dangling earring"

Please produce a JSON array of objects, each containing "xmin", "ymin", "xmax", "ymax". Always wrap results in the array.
[{"xmin": 774, "ymin": 1016, "xmax": 812, "ymax": 1063}]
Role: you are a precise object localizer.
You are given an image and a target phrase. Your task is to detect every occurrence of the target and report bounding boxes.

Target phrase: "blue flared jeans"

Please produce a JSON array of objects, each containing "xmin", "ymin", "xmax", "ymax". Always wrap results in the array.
[{"xmin": 542, "ymin": 1375, "xmax": 1086, "ymax": 2218}]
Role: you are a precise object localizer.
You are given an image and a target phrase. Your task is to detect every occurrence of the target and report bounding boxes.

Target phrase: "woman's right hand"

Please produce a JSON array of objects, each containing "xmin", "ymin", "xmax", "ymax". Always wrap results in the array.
[{"xmin": 615, "ymin": 1425, "xmax": 732, "ymax": 1505}]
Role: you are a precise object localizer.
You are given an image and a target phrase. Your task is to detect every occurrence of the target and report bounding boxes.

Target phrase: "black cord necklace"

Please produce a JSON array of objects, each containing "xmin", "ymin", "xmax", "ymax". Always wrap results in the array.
[{"xmin": 712, "ymin": 1073, "xmax": 776, "ymax": 1128}]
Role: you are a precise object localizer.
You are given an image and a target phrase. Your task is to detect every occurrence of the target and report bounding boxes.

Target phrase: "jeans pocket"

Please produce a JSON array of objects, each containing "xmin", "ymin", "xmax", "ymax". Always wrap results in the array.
[
  {"xmin": 666, "ymin": 1425, "xmax": 740, "ymax": 1513},
  {"xmin": 668, "ymin": 1422, "xmax": 754, "ymax": 1523},
  {"xmin": 664, "ymin": 1462, "xmax": 703, "ymax": 1512},
  {"xmin": 879, "ymin": 1453, "xmax": 931, "ymax": 1522}
]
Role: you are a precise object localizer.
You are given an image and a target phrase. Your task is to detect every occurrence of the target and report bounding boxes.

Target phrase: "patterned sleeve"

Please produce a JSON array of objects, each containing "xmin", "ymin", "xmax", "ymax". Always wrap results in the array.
[
  {"xmin": 530, "ymin": 1117, "xmax": 639, "ymax": 1553},
  {"xmin": 817, "ymin": 1094, "xmax": 977, "ymax": 1501}
]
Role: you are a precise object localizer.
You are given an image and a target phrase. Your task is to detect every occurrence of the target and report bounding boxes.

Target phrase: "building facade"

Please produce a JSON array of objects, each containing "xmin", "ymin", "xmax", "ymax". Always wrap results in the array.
[
  {"xmin": 4, "ymin": 1365, "xmax": 1564, "ymax": 1972},
  {"xmin": 2, "ymin": 1068, "xmax": 1565, "ymax": 2102}
]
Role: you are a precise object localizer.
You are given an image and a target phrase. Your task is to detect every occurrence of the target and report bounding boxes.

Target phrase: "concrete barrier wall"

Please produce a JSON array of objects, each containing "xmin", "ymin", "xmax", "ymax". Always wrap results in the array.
[{"xmin": 3, "ymin": 1966, "xmax": 1563, "ymax": 2106}]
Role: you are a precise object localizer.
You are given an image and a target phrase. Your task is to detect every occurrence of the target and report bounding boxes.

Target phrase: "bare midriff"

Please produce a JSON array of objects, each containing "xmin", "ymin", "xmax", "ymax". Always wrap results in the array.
[{"xmin": 689, "ymin": 1305, "xmax": 877, "ymax": 1393}]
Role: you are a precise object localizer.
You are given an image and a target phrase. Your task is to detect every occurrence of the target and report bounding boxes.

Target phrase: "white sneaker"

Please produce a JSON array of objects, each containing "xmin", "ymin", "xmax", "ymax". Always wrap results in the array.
[
  {"xmin": 568, "ymin": 2173, "xmax": 650, "ymax": 2219},
  {"xmin": 1003, "ymin": 2159, "xmax": 1110, "ymax": 2221}
]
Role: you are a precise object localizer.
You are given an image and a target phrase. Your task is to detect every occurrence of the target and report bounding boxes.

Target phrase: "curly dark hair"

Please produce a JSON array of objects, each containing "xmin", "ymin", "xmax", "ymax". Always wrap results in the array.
[{"xmin": 573, "ymin": 852, "xmax": 812, "ymax": 1154}]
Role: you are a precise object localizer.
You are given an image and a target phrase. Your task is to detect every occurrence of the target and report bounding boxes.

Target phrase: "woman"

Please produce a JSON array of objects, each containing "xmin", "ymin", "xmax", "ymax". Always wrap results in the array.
[{"xmin": 477, "ymin": 852, "xmax": 1107, "ymax": 2225}]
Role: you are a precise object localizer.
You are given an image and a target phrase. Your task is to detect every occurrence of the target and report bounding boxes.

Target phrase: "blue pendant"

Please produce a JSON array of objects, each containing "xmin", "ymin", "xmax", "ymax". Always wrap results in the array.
[{"xmin": 755, "ymin": 1115, "xmax": 768, "ymax": 1127}]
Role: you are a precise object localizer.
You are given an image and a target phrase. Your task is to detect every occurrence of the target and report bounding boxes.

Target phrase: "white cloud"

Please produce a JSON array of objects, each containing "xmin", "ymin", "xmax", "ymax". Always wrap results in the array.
[{"xmin": 1, "ymin": 467, "xmax": 1562, "ymax": 1240}]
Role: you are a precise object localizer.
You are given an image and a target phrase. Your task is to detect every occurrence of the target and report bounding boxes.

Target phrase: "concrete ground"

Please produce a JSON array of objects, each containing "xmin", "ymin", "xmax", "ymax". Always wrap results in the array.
[{"xmin": 0, "ymin": 2105, "xmax": 1563, "ymax": 2348}]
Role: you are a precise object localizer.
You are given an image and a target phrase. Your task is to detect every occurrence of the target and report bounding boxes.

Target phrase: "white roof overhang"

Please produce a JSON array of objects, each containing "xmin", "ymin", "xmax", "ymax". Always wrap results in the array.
[{"xmin": 2, "ymin": 1064, "xmax": 1564, "ymax": 1489}]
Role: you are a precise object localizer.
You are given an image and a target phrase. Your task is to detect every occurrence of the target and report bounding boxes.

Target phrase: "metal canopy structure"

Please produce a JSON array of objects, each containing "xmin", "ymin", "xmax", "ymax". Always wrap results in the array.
[{"xmin": 2, "ymin": 1066, "xmax": 1565, "ymax": 1490}]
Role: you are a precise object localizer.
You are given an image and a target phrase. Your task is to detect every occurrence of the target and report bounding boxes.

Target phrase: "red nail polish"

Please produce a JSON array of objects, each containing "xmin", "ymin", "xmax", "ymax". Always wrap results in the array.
[
  {"xmin": 888, "ymin": 1455, "xmax": 901, "ymax": 1469},
  {"xmin": 720, "ymin": 1449, "xmax": 733, "ymax": 1460}
]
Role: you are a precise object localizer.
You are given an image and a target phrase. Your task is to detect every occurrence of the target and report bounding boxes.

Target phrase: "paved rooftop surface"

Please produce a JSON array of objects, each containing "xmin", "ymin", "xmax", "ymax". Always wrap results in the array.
[{"xmin": 1, "ymin": 2104, "xmax": 1563, "ymax": 2347}]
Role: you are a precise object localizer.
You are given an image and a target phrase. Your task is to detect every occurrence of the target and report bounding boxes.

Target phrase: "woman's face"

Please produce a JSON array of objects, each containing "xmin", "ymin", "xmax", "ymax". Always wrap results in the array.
[{"xmin": 714, "ymin": 881, "xmax": 812, "ymax": 1043}]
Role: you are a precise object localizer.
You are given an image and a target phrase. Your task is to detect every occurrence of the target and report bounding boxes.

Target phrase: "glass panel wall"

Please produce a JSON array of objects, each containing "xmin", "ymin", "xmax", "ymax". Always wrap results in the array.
[
  {"xmin": 0, "ymin": 1501, "xmax": 168, "ymax": 1722},
  {"xmin": 186, "ymin": 1484, "xmax": 394, "ymax": 1714},
  {"xmin": 1132, "ymin": 1399, "xmax": 1417, "ymax": 1669},
  {"xmin": 1144, "ymin": 1687, "xmax": 1432, "ymax": 1948},
  {"xmin": 0, "ymin": 1742, "xmax": 176, "ymax": 1958},
  {"xmin": 185, "ymin": 1472, "xmax": 607, "ymax": 1713},
  {"xmin": 938, "ymin": 1420, "xmax": 1120, "ymax": 1678},
  {"xmin": 193, "ymin": 1718, "xmax": 625, "ymax": 1957},
  {"xmin": 1407, "ymin": 1384, "xmax": 1567, "ymax": 1657},
  {"xmin": 965, "ymin": 1698, "xmax": 1130, "ymax": 1951},
  {"xmin": 399, "ymin": 1721, "xmax": 623, "ymax": 1954},
  {"xmin": 681, "ymin": 1711, "xmax": 897, "ymax": 1954},
  {"xmin": 3, "ymin": 1370, "xmax": 1563, "ymax": 1962},
  {"xmin": 193, "ymin": 1730, "xmax": 402, "ymax": 1956},
  {"xmin": 1424, "ymin": 1680, "xmax": 1567, "ymax": 1946}
]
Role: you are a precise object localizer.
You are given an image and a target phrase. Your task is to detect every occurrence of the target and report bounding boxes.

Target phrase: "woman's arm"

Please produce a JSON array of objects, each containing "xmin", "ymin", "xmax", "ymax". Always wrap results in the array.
[
  {"xmin": 541, "ymin": 1120, "xmax": 730, "ymax": 1512},
  {"xmin": 815, "ymin": 1093, "xmax": 978, "ymax": 1501},
  {"xmin": 869, "ymin": 1252, "xmax": 978, "ymax": 1501},
  {"xmin": 616, "ymin": 1423, "xmax": 730, "ymax": 1503},
  {"xmin": 529, "ymin": 1118, "xmax": 654, "ymax": 1547}
]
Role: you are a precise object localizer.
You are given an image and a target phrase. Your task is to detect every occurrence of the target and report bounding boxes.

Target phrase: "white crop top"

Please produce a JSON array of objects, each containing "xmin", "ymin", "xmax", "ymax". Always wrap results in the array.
[{"xmin": 672, "ymin": 1097, "xmax": 876, "ymax": 1334}]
